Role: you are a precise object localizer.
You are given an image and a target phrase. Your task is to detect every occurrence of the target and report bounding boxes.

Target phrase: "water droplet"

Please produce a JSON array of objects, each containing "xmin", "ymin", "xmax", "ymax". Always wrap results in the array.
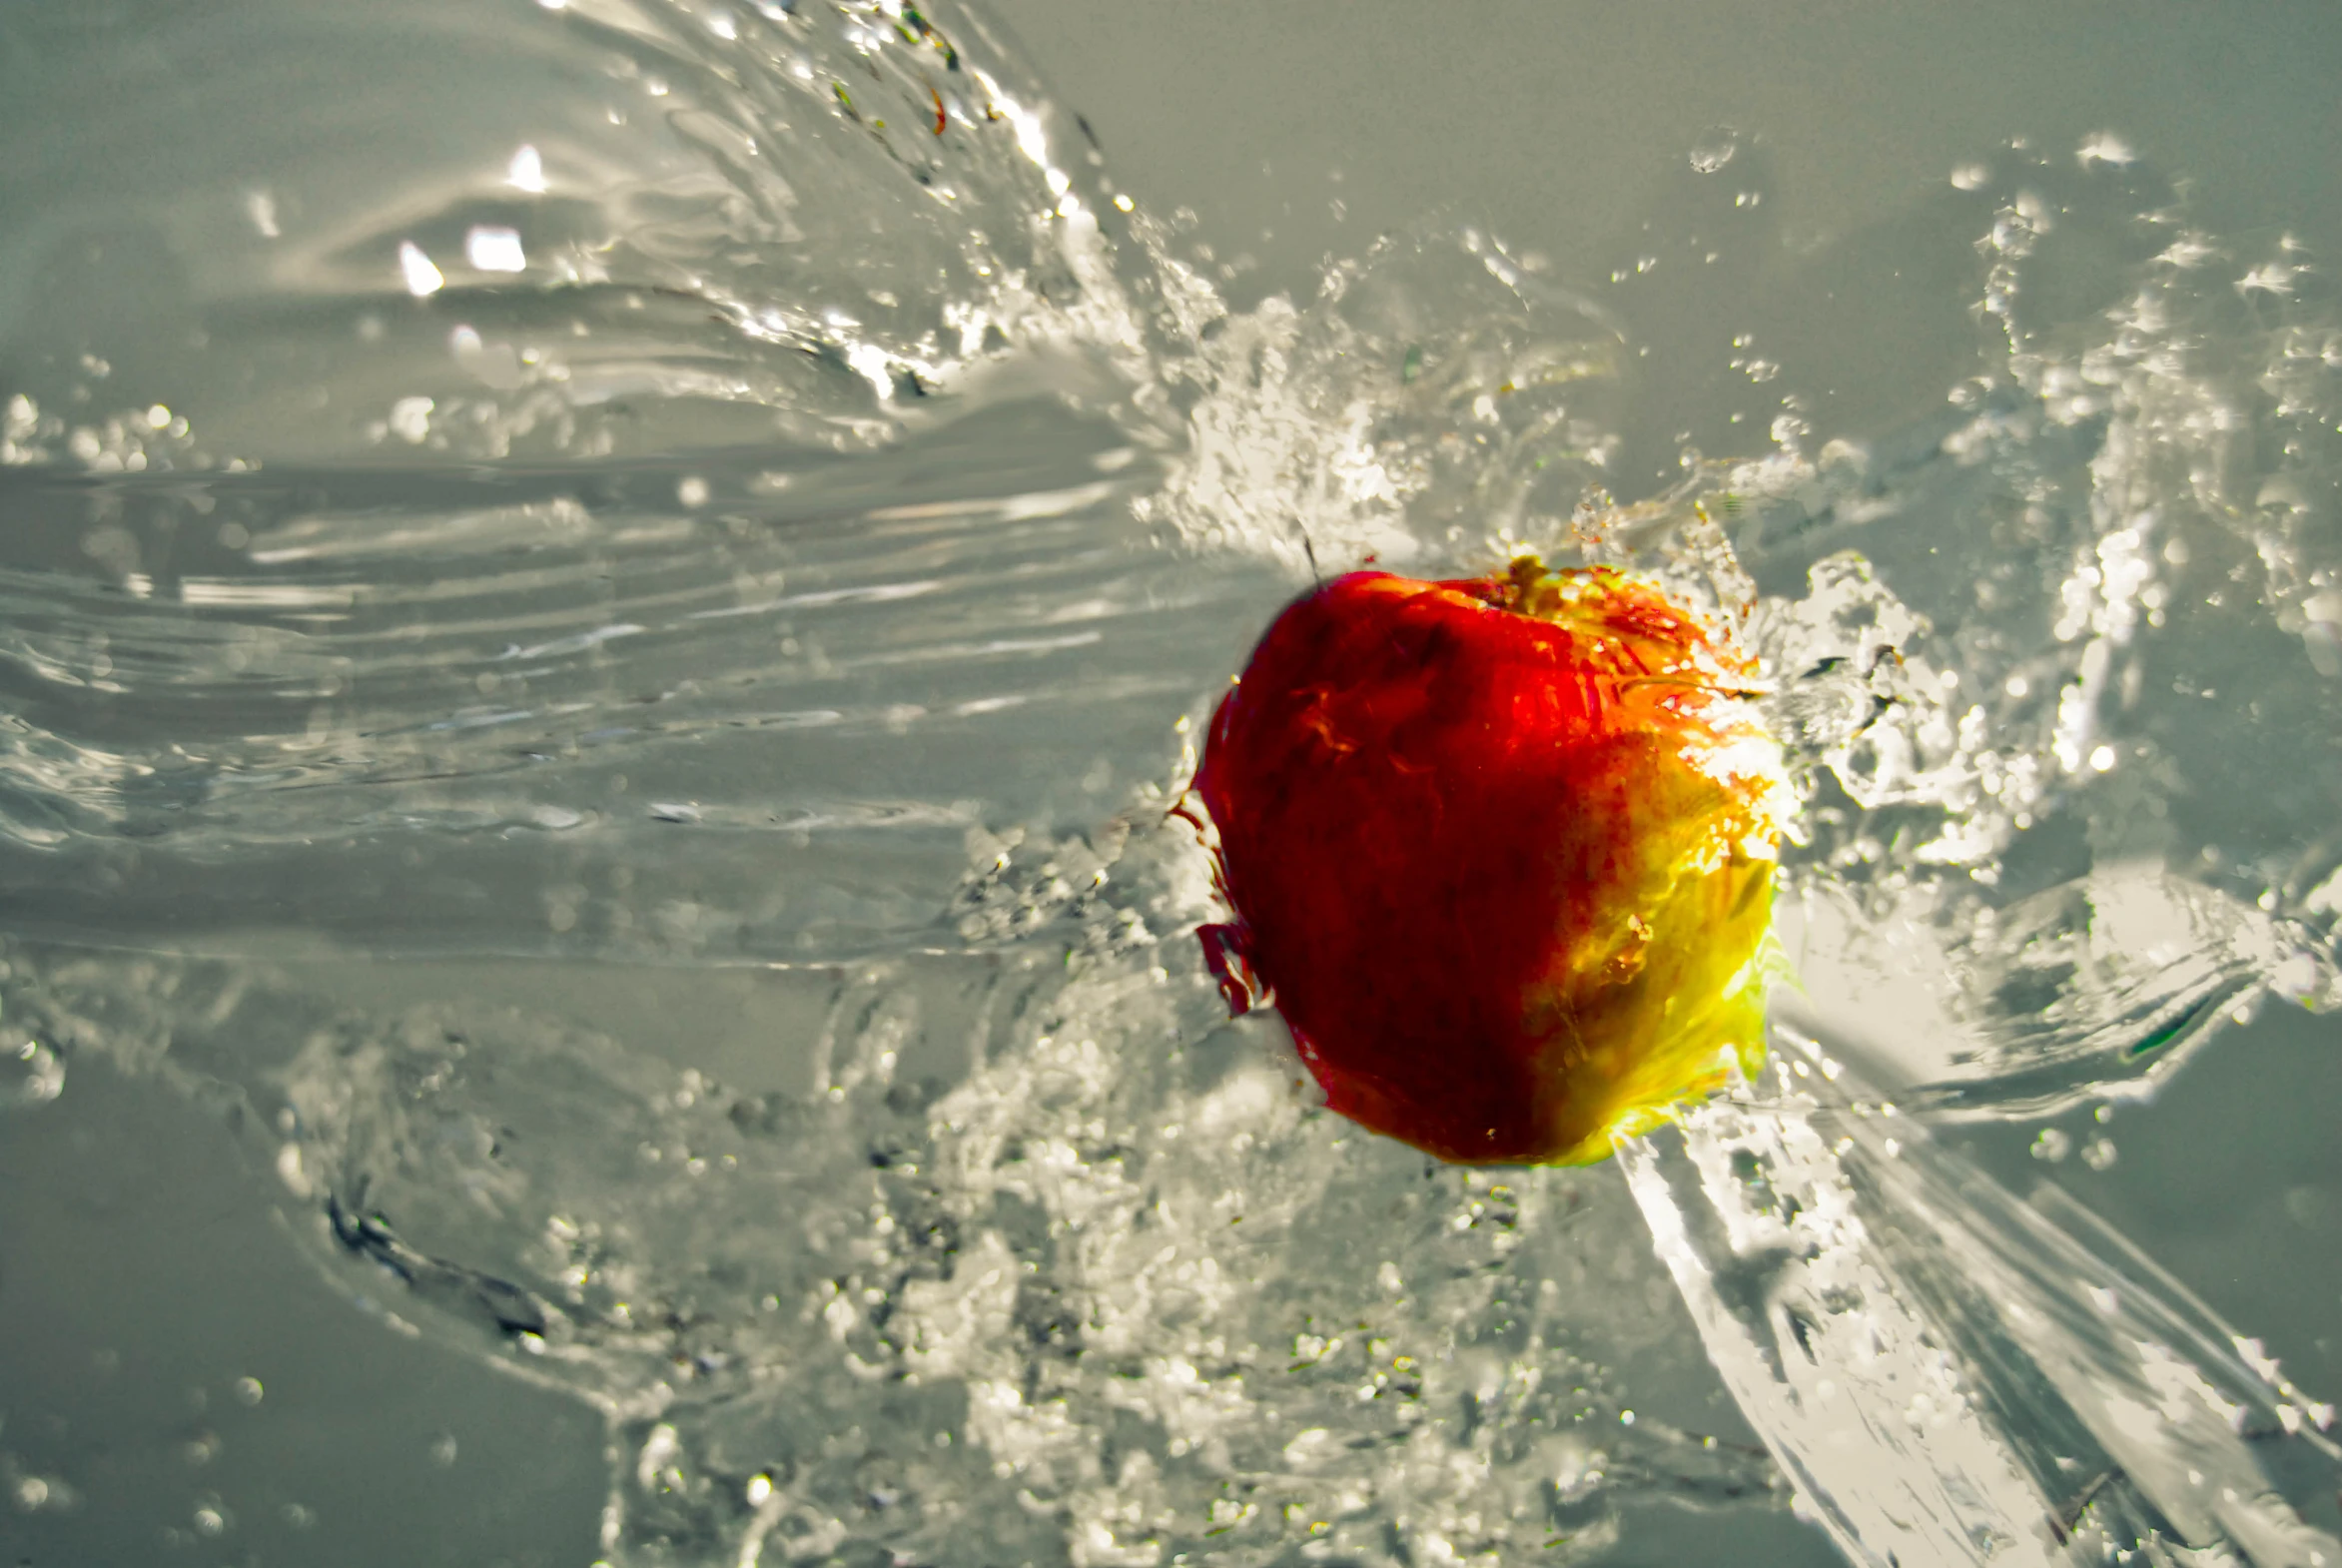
[
  {"xmin": 3, "ymin": 1038, "xmax": 64, "ymax": 1107},
  {"xmin": 388, "ymin": 396, "xmax": 434, "ymax": 444},
  {"xmin": 2076, "ymin": 132, "xmax": 2135, "ymax": 169},
  {"xmin": 507, "ymin": 144, "xmax": 547, "ymax": 193},
  {"xmin": 464, "ymin": 226, "xmax": 527, "ymax": 274},
  {"xmin": 396, "ymin": 241, "xmax": 444, "ymax": 298},
  {"xmin": 1688, "ymin": 134, "xmax": 1738, "ymax": 175}
]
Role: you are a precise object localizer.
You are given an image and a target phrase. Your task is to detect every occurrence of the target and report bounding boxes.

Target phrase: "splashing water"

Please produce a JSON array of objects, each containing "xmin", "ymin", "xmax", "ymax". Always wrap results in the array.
[{"xmin": 3, "ymin": 3, "xmax": 2340, "ymax": 1565}]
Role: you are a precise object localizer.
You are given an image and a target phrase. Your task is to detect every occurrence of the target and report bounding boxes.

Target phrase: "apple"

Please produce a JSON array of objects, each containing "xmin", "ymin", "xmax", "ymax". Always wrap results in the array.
[{"xmin": 1192, "ymin": 555, "xmax": 1786, "ymax": 1165}]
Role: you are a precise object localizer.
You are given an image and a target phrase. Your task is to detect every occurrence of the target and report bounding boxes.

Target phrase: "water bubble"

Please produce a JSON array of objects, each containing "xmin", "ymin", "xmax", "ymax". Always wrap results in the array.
[
  {"xmin": 2030, "ymin": 1129, "xmax": 2072, "ymax": 1163},
  {"xmin": 1687, "ymin": 134, "xmax": 1739, "ymax": 175}
]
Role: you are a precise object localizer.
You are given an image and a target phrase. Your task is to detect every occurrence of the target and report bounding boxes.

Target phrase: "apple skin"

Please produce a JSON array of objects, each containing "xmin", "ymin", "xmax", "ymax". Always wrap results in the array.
[{"xmin": 1192, "ymin": 558, "xmax": 1785, "ymax": 1166}]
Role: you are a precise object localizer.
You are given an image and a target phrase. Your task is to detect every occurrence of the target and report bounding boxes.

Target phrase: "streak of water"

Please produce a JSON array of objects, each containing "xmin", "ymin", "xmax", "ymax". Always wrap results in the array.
[{"xmin": 1623, "ymin": 1046, "xmax": 2341, "ymax": 1568}]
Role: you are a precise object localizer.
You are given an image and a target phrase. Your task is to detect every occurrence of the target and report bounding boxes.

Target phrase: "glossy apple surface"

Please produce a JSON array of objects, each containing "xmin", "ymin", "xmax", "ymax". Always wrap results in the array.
[{"xmin": 1192, "ymin": 557, "xmax": 1786, "ymax": 1165}]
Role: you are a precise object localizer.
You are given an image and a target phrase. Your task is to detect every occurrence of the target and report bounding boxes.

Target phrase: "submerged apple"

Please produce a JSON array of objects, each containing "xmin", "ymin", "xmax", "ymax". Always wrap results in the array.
[{"xmin": 1192, "ymin": 555, "xmax": 1787, "ymax": 1166}]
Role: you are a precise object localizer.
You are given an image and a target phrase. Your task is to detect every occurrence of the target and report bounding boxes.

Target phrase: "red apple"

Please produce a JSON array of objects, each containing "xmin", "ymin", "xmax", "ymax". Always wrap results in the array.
[{"xmin": 1192, "ymin": 555, "xmax": 1785, "ymax": 1165}]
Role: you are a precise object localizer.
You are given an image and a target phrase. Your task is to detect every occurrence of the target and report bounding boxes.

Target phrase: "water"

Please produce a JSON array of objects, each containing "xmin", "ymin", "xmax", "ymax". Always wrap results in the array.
[{"xmin": 2, "ymin": 2, "xmax": 2340, "ymax": 1564}]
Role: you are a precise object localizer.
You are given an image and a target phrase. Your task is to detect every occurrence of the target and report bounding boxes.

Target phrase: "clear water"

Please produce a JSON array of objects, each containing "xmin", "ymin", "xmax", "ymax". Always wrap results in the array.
[{"xmin": 3, "ymin": 2, "xmax": 2340, "ymax": 1565}]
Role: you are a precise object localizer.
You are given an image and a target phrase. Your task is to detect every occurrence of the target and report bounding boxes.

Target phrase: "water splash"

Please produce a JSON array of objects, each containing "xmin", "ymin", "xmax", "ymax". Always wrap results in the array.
[
  {"xmin": 1621, "ymin": 1043, "xmax": 2341, "ymax": 1568},
  {"xmin": 0, "ymin": 830, "xmax": 1783, "ymax": 1567},
  {"xmin": 1, "ymin": 5, "xmax": 2339, "ymax": 1566}
]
